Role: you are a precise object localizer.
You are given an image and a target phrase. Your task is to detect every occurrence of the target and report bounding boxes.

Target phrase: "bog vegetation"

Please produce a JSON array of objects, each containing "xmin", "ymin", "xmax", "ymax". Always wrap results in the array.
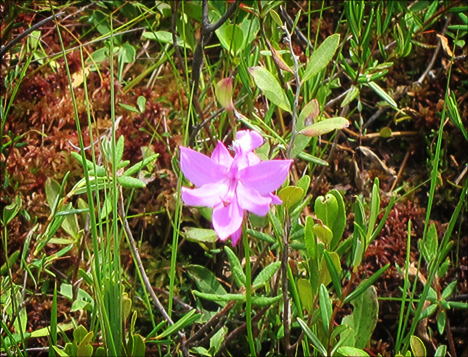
[{"xmin": 1, "ymin": 1, "xmax": 467, "ymax": 356}]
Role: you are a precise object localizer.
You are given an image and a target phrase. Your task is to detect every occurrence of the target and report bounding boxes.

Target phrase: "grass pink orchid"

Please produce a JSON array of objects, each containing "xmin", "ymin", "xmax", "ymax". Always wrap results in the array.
[{"xmin": 180, "ymin": 130, "xmax": 293, "ymax": 246}]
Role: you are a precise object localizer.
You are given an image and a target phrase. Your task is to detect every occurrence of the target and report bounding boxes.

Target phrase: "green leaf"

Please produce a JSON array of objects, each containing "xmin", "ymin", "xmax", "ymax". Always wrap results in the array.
[
  {"xmin": 441, "ymin": 281, "xmax": 457, "ymax": 300},
  {"xmin": 290, "ymin": 99, "xmax": 320, "ymax": 158},
  {"xmin": 252, "ymin": 261, "xmax": 281, "ymax": 289},
  {"xmin": 296, "ymin": 175, "xmax": 311, "ymax": 197},
  {"xmin": 45, "ymin": 178, "xmax": 61, "ymax": 212},
  {"xmin": 0, "ymin": 250, "xmax": 20, "ymax": 275},
  {"xmin": 2, "ymin": 195, "xmax": 22, "ymax": 225},
  {"xmin": 297, "ymin": 151, "xmax": 329, "ymax": 165},
  {"xmin": 249, "ymin": 66, "xmax": 292, "ymax": 112},
  {"xmin": 319, "ymin": 251, "xmax": 341, "ymax": 287},
  {"xmin": 437, "ymin": 310, "xmax": 446, "ymax": 335},
  {"xmin": 425, "ymin": 223, "xmax": 438, "ymax": 262},
  {"xmin": 184, "ymin": 227, "xmax": 218, "ymax": 243},
  {"xmin": 251, "ymin": 295, "xmax": 282, "ymax": 306},
  {"xmin": 298, "ymin": 278, "xmax": 314, "ymax": 314},
  {"xmin": 410, "ymin": 335, "xmax": 426, "ymax": 357},
  {"xmin": 366, "ymin": 81, "xmax": 398, "ymax": 108},
  {"xmin": 328, "ymin": 190, "xmax": 347, "ymax": 250},
  {"xmin": 89, "ymin": 47, "xmax": 108, "ymax": 63},
  {"xmin": 336, "ymin": 346, "xmax": 370, "ymax": 357},
  {"xmin": 209, "ymin": 326, "xmax": 227, "ymax": 356},
  {"xmin": 340, "ymin": 286, "xmax": 378, "ymax": 349},
  {"xmin": 157, "ymin": 309, "xmax": 199, "ymax": 339},
  {"xmin": 302, "ymin": 34, "xmax": 340, "ymax": 83},
  {"xmin": 344, "ymin": 264, "xmax": 389, "ymax": 304},
  {"xmin": 187, "ymin": 265, "xmax": 228, "ymax": 307},
  {"xmin": 315, "ymin": 193, "xmax": 338, "ymax": 228},
  {"xmin": 366, "ymin": 178, "xmax": 381, "ymax": 242},
  {"xmin": 304, "ymin": 216, "xmax": 317, "ymax": 260},
  {"xmin": 137, "ymin": 96, "xmax": 146, "ymax": 113},
  {"xmin": 246, "ymin": 229, "xmax": 276, "ymax": 244},
  {"xmin": 142, "ymin": 31, "xmax": 192, "ymax": 49},
  {"xmin": 319, "ymin": 284, "xmax": 332, "ymax": 333},
  {"xmin": 341, "ymin": 85, "xmax": 360, "ymax": 107},
  {"xmin": 119, "ymin": 103, "xmax": 141, "ymax": 113},
  {"xmin": 313, "ymin": 222, "xmax": 333, "ymax": 245},
  {"xmin": 92, "ymin": 10, "xmax": 110, "ymax": 36},
  {"xmin": 115, "ymin": 135, "xmax": 125, "ymax": 164},
  {"xmin": 324, "ymin": 251, "xmax": 342, "ymax": 299},
  {"xmin": 297, "ymin": 318, "xmax": 328, "ymax": 356},
  {"xmin": 117, "ymin": 175, "xmax": 146, "ymax": 189},
  {"xmin": 446, "ymin": 92, "xmax": 468, "ymax": 141},
  {"xmin": 52, "ymin": 346, "xmax": 70, "ymax": 357},
  {"xmin": 434, "ymin": 344, "xmax": 447, "ymax": 357},
  {"xmin": 119, "ymin": 43, "xmax": 135, "ymax": 64},
  {"xmin": 124, "ymin": 154, "xmax": 159, "ymax": 176},
  {"xmin": 300, "ymin": 117, "xmax": 349, "ymax": 137},
  {"xmin": 193, "ymin": 291, "xmax": 244, "ymax": 303},
  {"xmin": 59, "ymin": 203, "xmax": 79, "ymax": 240},
  {"xmin": 225, "ymin": 246, "xmax": 246, "ymax": 288},
  {"xmin": 73, "ymin": 325, "xmax": 89, "ymax": 345},
  {"xmin": 268, "ymin": 210, "xmax": 284, "ymax": 238},
  {"xmin": 131, "ymin": 334, "xmax": 146, "ymax": 357},
  {"xmin": 278, "ymin": 186, "xmax": 304, "ymax": 210},
  {"xmin": 216, "ymin": 23, "xmax": 244, "ymax": 55}
]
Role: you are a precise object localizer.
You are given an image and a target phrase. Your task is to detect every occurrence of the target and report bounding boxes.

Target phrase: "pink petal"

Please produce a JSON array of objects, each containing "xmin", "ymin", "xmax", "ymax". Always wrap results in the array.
[
  {"xmin": 211, "ymin": 141, "xmax": 233, "ymax": 168},
  {"xmin": 235, "ymin": 130, "xmax": 264, "ymax": 152},
  {"xmin": 230, "ymin": 228, "xmax": 242, "ymax": 246},
  {"xmin": 212, "ymin": 201, "xmax": 244, "ymax": 241},
  {"xmin": 267, "ymin": 193, "xmax": 283, "ymax": 205},
  {"xmin": 181, "ymin": 182, "xmax": 228, "ymax": 207},
  {"xmin": 236, "ymin": 181, "xmax": 272, "ymax": 216},
  {"xmin": 180, "ymin": 147, "xmax": 225, "ymax": 187},
  {"xmin": 240, "ymin": 160, "xmax": 293, "ymax": 195},
  {"xmin": 247, "ymin": 152, "xmax": 261, "ymax": 166}
]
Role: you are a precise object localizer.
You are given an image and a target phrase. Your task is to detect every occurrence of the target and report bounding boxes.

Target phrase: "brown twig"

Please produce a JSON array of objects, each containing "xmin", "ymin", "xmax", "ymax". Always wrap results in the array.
[
  {"xmin": 0, "ymin": 11, "xmax": 65, "ymax": 59},
  {"xmin": 217, "ymin": 305, "xmax": 269, "ymax": 356},
  {"xmin": 118, "ymin": 191, "xmax": 190, "ymax": 357},
  {"xmin": 390, "ymin": 149, "xmax": 411, "ymax": 193},
  {"xmin": 186, "ymin": 300, "xmax": 236, "ymax": 345}
]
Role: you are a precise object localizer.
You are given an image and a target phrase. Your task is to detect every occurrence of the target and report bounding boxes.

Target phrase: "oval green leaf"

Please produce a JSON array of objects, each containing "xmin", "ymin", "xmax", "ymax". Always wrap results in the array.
[
  {"xmin": 302, "ymin": 34, "xmax": 340, "ymax": 83},
  {"xmin": 278, "ymin": 186, "xmax": 304, "ymax": 210},
  {"xmin": 184, "ymin": 227, "xmax": 218, "ymax": 243},
  {"xmin": 249, "ymin": 66, "xmax": 292, "ymax": 113},
  {"xmin": 300, "ymin": 117, "xmax": 350, "ymax": 137},
  {"xmin": 117, "ymin": 175, "xmax": 146, "ymax": 189}
]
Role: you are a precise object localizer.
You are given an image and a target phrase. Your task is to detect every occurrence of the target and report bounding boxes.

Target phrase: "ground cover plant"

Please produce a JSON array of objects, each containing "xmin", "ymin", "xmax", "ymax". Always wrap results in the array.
[{"xmin": 1, "ymin": 0, "xmax": 468, "ymax": 356}]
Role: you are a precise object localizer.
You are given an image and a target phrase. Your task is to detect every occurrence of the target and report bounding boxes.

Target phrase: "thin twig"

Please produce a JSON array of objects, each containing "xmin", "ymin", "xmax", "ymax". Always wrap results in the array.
[
  {"xmin": 278, "ymin": 5, "xmax": 314, "ymax": 53},
  {"xmin": 171, "ymin": 0, "xmax": 184, "ymax": 69},
  {"xmin": 417, "ymin": 14, "xmax": 451, "ymax": 84},
  {"xmin": 284, "ymin": 27, "xmax": 301, "ymax": 159},
  {"xmin": 217, "ymin": 306, "xmax": 269, "ymax": 356},
  {"xmin": 118, "ymin": 192, "xmax": 189, "ymax": 357},
  {"xmin": 0, "ymin": 12, "xmax": 65, "ymax": 59},
  {"xmin": 390, "ymin": 149, "xmax": 411, "ymax": 193},
  {"xmin": 186, "ymin": 300, "xmax": 236, "ymax": 345}
]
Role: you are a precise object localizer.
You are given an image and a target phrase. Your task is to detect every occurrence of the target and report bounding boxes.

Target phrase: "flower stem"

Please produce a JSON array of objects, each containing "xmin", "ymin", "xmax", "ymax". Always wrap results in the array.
[{"xmin": 243, "ymin": 228, "xmax": 256, "ymax": 356}]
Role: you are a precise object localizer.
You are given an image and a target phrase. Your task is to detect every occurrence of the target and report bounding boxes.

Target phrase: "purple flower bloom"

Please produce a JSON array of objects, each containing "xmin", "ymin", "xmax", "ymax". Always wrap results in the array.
[{"xmin": 180, "ymin": 130, "xmax": 293, "ymax": 246}]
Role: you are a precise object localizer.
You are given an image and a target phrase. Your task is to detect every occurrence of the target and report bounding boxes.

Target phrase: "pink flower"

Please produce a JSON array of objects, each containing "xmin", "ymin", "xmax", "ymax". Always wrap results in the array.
[{"xmin": 180, "ymin": 130, "xmax": 293, "ymax": 246}]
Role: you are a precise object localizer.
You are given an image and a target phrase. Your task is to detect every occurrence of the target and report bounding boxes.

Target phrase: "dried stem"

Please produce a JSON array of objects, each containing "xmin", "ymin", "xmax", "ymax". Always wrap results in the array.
[
  {"xmin": 0, "ymin": 12, "xmax": 65, "ymax": 59},
  {"xmin": 118, "ymin": 191, "xmax": 189, "ymax": 357},
  {"xmin": 284, "ymin": 27, "xmax": 301, "ymax": 159}
]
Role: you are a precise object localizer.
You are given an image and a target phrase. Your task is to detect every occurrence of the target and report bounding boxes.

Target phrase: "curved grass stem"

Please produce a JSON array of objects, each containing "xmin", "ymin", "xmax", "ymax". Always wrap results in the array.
[{"xmin": 243, "ymin": 225, "xmax": 256, "ymax": 356}]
